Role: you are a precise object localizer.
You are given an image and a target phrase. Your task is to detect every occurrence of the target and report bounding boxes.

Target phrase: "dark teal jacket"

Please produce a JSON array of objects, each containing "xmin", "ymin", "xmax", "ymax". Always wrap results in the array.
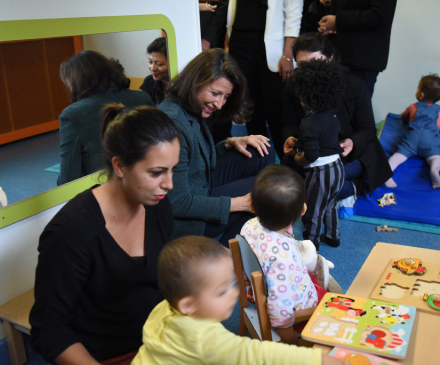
[
  {"xmin": 57, "ymin": 88, "xmax": 153, "ymax": 185},
  {"xmin": 159, "ymin": 98, "xmax": 231, "ymax": 239}
]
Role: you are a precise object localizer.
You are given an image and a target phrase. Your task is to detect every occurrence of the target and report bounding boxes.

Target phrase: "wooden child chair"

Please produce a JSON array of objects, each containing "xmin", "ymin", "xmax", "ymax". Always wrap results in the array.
[{"xmin": 229, "ymin": 235, "xmax": 316, "ymax": 345}]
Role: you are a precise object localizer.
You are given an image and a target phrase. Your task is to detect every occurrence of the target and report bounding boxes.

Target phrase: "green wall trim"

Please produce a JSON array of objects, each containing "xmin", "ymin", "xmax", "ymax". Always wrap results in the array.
[
  {"xmin": 0, "ymin": 14, "xmax": 178, "ymax": 228},
  {"xmin": 0, "ymin": 173, "xmax": 102, "ymax": 229}
]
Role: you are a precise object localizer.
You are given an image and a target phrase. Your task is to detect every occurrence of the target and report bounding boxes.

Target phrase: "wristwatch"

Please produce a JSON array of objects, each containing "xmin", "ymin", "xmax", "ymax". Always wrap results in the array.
[{"xmin": 222, "ymin": 137, "xmax": 232, "ymax": 152}]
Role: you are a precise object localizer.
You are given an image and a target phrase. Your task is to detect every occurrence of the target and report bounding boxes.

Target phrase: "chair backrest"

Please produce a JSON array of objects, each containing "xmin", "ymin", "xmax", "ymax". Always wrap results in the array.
[{"xmin": 234, "ymin": 234, "xmax": 267, "ymax": 294}]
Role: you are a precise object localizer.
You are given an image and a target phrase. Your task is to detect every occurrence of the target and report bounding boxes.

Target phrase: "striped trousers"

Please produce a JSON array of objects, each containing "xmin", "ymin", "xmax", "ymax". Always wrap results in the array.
[{"xmin": 301, "ymin": 159, "xmax": 344, "ymax": 249}]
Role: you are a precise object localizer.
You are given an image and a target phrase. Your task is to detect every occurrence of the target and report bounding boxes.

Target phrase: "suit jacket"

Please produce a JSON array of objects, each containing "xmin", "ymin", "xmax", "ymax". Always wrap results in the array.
[
  {"xmin": 225, "ymin": 0, "xmax": 303, "ymax": 72},
  {"xmin": 327, "ymin": 0, "xmax": 397, "ymax": 72},
  {"xmin": 282, "ymin": 68, "xmax": 392, "ymax": 194},
  {"xmin": 158, "ymin": 98, "xmax": 231, "ymax": 239},
  {"xmin": 57, "ymin": 88, "xmax": 153, "ymax": 186}
]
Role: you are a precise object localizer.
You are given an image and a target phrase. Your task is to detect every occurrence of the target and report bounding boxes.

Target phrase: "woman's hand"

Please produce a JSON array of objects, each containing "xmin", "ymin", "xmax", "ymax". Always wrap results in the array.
[
  {"xmin": 319, "ymin": 0, "xmax": 331, "ymax": 7},
  {"xmin": 340, "ymin": 138, "xmax": 354, "ymax": 157},
  {"xmin": 230, "ymin": 193, "xmax": 251, "ymax": 212},
  {"xmin": 279, "ymin": 56, "xmax": 294, "ymax": 82},
  {"xmin": 283, "ymin": 136, "xmax": 297, "ymax": 156},
  {"xmin": 226, "ymin": 135, "xmax": 271, "ymax": 158},
  {"xmin": 318, "ymin": 15, "xmax": 337, "ymax": 34},
  {"xmin": 199, "ymin": 2, "xmax": 217, "ymax": 12}
]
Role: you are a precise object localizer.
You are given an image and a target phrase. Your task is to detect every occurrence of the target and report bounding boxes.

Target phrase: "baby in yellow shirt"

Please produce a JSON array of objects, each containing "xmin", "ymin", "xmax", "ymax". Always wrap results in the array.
[{"xmin": 132, "ymin": 236, "xmax": 346, "ymax": 365}]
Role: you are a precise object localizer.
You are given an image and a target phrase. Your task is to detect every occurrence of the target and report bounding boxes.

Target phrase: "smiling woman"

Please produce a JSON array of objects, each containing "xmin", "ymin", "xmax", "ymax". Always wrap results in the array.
[
  {"xmin": 140, "ymin": 37, "xmax": 170, "ymax": 106},
  {"xmin": 159, "ymin": 48, "xmax": 275, "ymax": 247},
  {"xmin": 30, "ymin": 105, "xmax": 180, "ymax": 365}
]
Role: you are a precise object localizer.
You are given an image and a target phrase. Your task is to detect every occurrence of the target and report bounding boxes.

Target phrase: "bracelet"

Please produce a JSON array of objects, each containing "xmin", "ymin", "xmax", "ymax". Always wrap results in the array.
[
  {"xmin": 283, "ymin": 55, "xmax": 293, "ymax": 62},
  {"xmin": 222, "ymin": 137, "xmax": 232, "ymax": 152}
]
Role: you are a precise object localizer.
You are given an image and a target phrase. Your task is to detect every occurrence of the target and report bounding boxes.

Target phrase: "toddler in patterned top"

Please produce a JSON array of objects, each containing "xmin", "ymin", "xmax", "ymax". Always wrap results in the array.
[{"xmin": 240, "ymin": 164, "xmax": 329, "ymax": 339}]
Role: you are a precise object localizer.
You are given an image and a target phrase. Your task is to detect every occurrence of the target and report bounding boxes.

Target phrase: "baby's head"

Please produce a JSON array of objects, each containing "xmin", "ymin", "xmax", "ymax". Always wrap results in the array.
[
  {"xmin": 291, "ymin": 58, "xmax": 346, "ymax": 112},
  {"xmin": 251, "ymin": 164, "xmax": 306, "ymax": 232},
  {"xmin": 416, "ymin": 74, "xmax": 440, "ymax": 103},
  {"xmin": 158, "ymin": 236, "xmax": 239, "ymax": 321}
]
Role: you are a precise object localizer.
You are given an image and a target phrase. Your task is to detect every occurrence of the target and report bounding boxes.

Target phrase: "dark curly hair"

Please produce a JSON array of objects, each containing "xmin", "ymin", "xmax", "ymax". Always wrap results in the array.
[
  {"xmin": 419, "ymin": 74, "xmax": 440, "ymax": 103},
  {"xmin": 291, "ymin": 59, "xmax": 346, "ymax": 112}
]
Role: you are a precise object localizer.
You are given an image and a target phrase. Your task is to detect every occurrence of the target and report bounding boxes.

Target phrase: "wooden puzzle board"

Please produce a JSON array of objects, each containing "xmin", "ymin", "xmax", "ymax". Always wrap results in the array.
[
  {"xmin": 371, "ymin": 258, "xmax": 440, "ymax": 315},
  {"xmin": 302, "ymin": 293, "xmax": 417, "ymax": 360}
]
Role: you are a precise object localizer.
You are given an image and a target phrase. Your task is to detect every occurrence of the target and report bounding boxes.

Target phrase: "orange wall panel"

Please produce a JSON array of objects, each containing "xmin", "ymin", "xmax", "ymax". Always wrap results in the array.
[{"xmin": 2, "ymin": 41, "xmax": 53, "ymax": 130}]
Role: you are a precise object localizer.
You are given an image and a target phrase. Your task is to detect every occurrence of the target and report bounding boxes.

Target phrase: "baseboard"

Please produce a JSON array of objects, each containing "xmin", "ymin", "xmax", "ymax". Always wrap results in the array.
[{"xmin": 0, "ymin": 338, "xmax": 10, "ymax": 365}]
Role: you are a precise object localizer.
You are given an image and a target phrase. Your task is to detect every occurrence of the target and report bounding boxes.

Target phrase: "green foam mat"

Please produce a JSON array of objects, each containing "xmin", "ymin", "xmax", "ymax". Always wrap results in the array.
[{"xmin": 44, "ymin": 164, "xmax": 60, "ymax": 173}]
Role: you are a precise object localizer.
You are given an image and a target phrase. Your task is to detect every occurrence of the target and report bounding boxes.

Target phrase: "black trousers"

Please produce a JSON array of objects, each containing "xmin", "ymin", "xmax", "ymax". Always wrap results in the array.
[
  {"xmin": 204, "ymin": 146, "xmax": 275, "ymax": 247},
  {"xmin": 229, "ymin": 30, "xmax": 285, "ymax": 159},
  {"xmin": 302, "ymin": 159, "xmax": 344, "ymax": 249},
  {"xmin": 349, "ymin": 68, "xmax": 379, "ymax": 99}
]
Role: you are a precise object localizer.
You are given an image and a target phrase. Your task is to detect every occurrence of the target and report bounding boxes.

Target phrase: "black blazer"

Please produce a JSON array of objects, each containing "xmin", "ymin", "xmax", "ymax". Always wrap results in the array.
[
  {"xmin": 282, "ymin": 68, "xmax": 393, "ymax": 194},
  {"xmin": 326, "ymin": 0, "xmax": 397, "ymax": 72}
]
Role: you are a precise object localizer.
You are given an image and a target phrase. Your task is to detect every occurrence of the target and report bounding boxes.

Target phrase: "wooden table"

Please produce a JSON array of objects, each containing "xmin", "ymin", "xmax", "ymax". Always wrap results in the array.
[{"xmin": 314, "ymin": 242, "xmax": 440, "ymax": 365}]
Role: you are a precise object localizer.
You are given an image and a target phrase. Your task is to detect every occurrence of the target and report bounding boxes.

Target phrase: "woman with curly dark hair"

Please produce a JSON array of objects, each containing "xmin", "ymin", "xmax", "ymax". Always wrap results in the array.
[
  {"xmin": 57, "ymin": 50, "xmax": 153, "ymax": 185},
  {"xmin": 290, "ymin": 59, "xmax": 346, "ymax": 251},
  {"xmin": 159, "ymin": 48, "xmax": 275, "ymax": 246}
]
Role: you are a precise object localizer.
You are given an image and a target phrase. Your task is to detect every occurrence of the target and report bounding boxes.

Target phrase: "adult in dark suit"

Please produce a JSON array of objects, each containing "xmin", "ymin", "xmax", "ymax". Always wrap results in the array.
[
  {"xmin": 317, "ymin": 0, "xmax": 397, "ymax": 97},
  {"xmin": 159, "ymin": 49, "xmax": 274, "ymax": 247},
  {"xmin": 57, "ymin": 51, "xmax": 153, "ymax": 185},
  {"xmin": 282, "ymin": 33, "xmax": 392, "ymax": 202}
]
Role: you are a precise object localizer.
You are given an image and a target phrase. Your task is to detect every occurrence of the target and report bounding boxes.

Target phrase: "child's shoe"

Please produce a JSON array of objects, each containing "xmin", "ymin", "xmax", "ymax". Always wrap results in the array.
[{"xmin": 320, "ymin": 234, "xmax": 340, "ymax": 247}]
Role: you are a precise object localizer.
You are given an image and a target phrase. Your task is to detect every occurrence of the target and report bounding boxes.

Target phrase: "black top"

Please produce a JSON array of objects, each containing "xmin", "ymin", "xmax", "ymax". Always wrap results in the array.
[
  {"xmin": 233, "ymin": 0, "xmax": 267, "ymax": 33},
  {"xmin": 296, "ymin": 109, "xmax": 343, "ymax": 163},
  {"xmin": 282, "ymin": 68, "xmax": 392, "ymax": 193},
  {"xmin": 140, "ymin": 75, "xmax": 164, "ymax": 106},
  {"xmin": 30, "ymin": 187, "xmax": 173, "ymax": 362},
  {"xmin": 328, "ymin": 0, "xmax": 397, "ymax": 72}
]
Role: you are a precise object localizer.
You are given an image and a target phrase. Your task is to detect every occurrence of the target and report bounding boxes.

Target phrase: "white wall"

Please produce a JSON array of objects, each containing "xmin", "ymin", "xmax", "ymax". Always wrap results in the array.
[
  {"xmin": 84, "ymin": 30, "xmax": 162, "ymax": 78},
  {"xmin": 372, "ymin": 0, "xmax": 440, "ymax": 123}
]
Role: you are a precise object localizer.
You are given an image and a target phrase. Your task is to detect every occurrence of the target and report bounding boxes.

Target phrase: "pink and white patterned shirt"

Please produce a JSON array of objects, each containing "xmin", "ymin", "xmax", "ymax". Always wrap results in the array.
[{"xmin": 240, "ymin": 218, "xmax": 318, "ymax": 322}]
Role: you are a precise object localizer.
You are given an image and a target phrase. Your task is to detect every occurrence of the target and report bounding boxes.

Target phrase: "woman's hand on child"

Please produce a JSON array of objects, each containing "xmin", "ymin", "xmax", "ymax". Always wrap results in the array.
[
  {"xmin": 226, "ymin": 135, "xmax": 271, "ymax": 158},
  {"xmin": 283, "ymin": 136, "xmax": 297, "ymax": 156},
  {"xmin": 230, "ymin": 193, "xmax": 252, "ymax": 212},
  {"xmin": 339, "ymin": 138, "xmax": 353, "ymax": 157}
]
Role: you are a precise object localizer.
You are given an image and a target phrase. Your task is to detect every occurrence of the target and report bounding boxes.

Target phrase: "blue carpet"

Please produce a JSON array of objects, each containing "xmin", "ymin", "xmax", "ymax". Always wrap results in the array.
[
  {"xmin": 0, "ymin": 131, "xmax": 60, "ymax": 205},
  {"xmin": 353, "ymin": 113, "xmax": 440, "ymax": 227},
  {"xmin": 44, "ymin": 164, "xmax": 60, "ymax": 173}
]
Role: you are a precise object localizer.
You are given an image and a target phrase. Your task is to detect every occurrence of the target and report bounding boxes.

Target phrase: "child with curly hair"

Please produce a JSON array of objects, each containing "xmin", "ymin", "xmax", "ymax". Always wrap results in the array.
[
  {"xmin": 385, "ymin": 74, "xmax": 440, "ymax": 189},
  {"xmin": 290, "ymin": 59, "xmax": 347, "ymax": 250}
]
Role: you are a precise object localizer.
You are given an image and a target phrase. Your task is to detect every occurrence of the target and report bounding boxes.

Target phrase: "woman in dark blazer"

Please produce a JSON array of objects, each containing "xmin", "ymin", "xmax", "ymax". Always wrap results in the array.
[
  {"xmin": 282, "ymin": 33, "xmax": 392, "ymax": 200},
  {"xmin": 159, "ymin": 49, "xmax": 275, "ymax": 247},
  {"xmin": 57, "ymin": 50, "xmax": 153, "ymax": 186}
]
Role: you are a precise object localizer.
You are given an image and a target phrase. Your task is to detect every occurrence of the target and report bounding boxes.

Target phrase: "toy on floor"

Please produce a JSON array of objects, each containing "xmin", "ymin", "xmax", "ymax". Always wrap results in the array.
[
  {"xmin": 376, "ymin": 225, "xmax": 398, "ymax": 232},
  {"xmin": 377, "ymin": 193, "xmax": 396, "ymax": 207},
  {"xmin": 371, "ymin": 258, "xmax": 440, "ymax": 315},
  {"xmin": 302, "ymin": 293, "xmax": 416, "ymax": 360},
  {"xmin": 329, "ymin": 347, "xmax": 401, "ymax": 365},
  {"xmin": 384, "ymin": 74, "xmax": 440, "ymax": 189}
]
